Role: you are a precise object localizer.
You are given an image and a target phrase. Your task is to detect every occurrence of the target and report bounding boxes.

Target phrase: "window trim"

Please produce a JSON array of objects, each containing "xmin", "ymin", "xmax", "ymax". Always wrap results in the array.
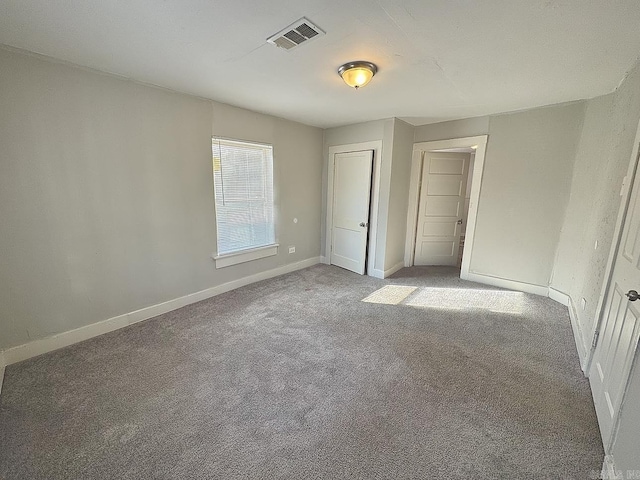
[{"xmin": 213, "ymin": 243, "xmax": 279, "ymax": 269}]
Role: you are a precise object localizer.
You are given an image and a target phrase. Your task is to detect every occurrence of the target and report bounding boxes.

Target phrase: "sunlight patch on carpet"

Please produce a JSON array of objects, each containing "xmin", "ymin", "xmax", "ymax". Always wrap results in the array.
[
  {"xmin": 363, "ymin": 285, "xmax": 526, "ymax": 314},
  {"xmin": 362, "ymin": 285, "xmax": 418, "ymax": 305}
]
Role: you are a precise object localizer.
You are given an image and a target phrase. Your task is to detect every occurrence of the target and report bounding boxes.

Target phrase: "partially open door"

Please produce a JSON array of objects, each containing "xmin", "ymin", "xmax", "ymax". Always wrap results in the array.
[
  {"xmin": 330, "ymin": 150, "xmax": 373, "ymax": 275},
  {"xmin": 414, "ymin": 151, "xmax": 469, "ymax": 266},
  {"xmin": 590, "ymin": 147, "xmax": 640, "ymax": 449}
]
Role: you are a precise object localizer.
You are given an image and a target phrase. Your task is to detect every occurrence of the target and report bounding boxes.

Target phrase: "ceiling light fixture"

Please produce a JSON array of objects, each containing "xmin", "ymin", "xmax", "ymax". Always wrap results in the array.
[{"xmin": 338, "ymin": 61, "xmax": 378, "ymax": 89}]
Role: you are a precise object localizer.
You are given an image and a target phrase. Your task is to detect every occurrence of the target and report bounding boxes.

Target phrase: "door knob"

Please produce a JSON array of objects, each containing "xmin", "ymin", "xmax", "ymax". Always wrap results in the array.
[
  {"xmin": 359, "ymin": 222, "xmax": 368, "ymax": 227},
  {"xmin": 626, "ymin": 290, "xmax": 640, "ymax": 302},
  {"xmin": 457, "ymin": 219, "xmax": 463, "ymax": 225}
]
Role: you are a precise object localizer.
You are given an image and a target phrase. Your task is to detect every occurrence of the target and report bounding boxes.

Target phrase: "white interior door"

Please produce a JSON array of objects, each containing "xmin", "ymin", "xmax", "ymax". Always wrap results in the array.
[
  {"xmin": 414, "ymin": 152, "xmax": 469, "ymax": 266},
  {"xmin": 330, "ymin": 150, "xmax": 373, "ymax": 275},
  {"xmin": 590, "ymin": 163, "xmax": 640, "ymax": 449}
]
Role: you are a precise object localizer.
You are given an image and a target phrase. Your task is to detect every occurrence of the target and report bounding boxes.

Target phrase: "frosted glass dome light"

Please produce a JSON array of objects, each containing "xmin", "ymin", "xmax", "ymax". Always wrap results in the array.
[{"xmin": 338, "ymin": 61, "xmax": 378, "ymax": 89}]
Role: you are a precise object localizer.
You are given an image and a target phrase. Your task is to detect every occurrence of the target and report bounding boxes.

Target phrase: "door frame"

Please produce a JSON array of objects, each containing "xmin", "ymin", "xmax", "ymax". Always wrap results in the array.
[
  {"xmin": 588, "ymin": 119, "xmax": 640, "ymax": 374},
  {"xmin": 404, "ymin": 135, "xmax": 488, "ymax": 280},
  {"xmin": 325, "ymin": 141, "xmax": 382, "ymax": 276}
]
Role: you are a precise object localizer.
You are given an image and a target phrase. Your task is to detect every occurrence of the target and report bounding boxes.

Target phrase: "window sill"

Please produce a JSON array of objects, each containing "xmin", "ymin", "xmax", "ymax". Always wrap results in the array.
[{"xmin": 213, "ymin": 244, "xmax": 279, "ymax": 269}]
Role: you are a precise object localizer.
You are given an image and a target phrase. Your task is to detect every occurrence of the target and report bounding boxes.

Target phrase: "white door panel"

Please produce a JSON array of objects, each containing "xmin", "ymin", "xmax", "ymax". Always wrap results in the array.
[
  {"xmin": 590, "ymin": 150, "xmax": 640, "ymax": 448},
  {"xmin": 427, "ymin": 176, "xmax": 464, "ymax": 196},
  {"xmin": 429, "ymin": 157, "xmax": 465, "ymax": 174},
  {"xmin": 330, "ymin": 150, "xmax": 373, "ymax": 275},
  {"xmin": 424, "ymin": 197, "xmax": 462, "ymax": 217},
  {"xmin": 421, "ymin": 219, "xmax": 458, "ymax": 237},
  {"xmin": 414, "ymin": 152, "xmax": 469, "ymax": 266},
  {"xmin": 417, "ymin": 240, "xmax": 455, "ymax": 257}
]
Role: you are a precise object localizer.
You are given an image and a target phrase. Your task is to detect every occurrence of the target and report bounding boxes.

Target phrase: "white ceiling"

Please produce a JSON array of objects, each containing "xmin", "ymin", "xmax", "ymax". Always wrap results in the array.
[{"xmin": 1, "ymin": 0, "xmax": 640, "ymax": 128}]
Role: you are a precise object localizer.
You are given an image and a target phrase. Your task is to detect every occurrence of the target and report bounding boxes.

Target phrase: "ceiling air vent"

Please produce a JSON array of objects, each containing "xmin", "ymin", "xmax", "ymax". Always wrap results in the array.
[{"xmin": 267, "ymin": 17, "xmax": 325, "ymax": 51}]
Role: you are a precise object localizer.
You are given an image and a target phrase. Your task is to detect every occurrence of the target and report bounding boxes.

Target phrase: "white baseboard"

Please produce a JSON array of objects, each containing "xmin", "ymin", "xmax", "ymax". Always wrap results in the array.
[
  {"xmin": 548, "ymin": 287, "xmax": 570, "ymax": 306},
  {"xmin": 567, "ymin": 297, "xmax": 589, "ymax": 373},
  {"xmin": 462, "ymin": 271, "xmax": 549, "ymax": 296},
  {"xmin": 602, "ymin": 455, "xmax": 621, "ymax": 480},
  {"xmin": 368, "ymin": 261, "xmax": 405, "ymax": 280},
  {"xmin": 369, "ymin": 268, "xmax": 384, "ymax": 279},
  {"xmin": 0, "ymin": 257, "xmax": 321, "ymax": 367},
  {"xmin": 320, "ymin": 256, "xmax": 329, "ymax": 265},
  {"xmin": 547, "ymin": 287, "xmax": 589, "ymax": 372},
  {"xmin": 384, "ymin": 261, "xmax": 405, "ymax": 278}
]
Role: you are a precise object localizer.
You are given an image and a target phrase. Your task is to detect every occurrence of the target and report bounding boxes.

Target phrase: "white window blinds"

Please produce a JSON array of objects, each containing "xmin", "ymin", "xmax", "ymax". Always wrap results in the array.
[{"xmin": 212, "ymin": 138, "xmax": 275, "ymax": 255}]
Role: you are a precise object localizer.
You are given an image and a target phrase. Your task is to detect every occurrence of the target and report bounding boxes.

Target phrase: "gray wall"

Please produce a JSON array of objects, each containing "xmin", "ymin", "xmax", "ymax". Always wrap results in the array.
[
  {"xmin": 384, "ymin": 119, "xmax": 415, "ymax": 270},
  {"xmin": 471, "ymin": 103, "xmax": 584, "ymax": 286},
  {"xmin": 0, "ymin": 47, "xmax": 323, "ymax": 350},
  {"xmin": 551, "ymin": 63, "xmax": 640, "ymax": 350},
  {"xmin": 413, "ymin": 103, "xmax": 585, "ymax": 287}
]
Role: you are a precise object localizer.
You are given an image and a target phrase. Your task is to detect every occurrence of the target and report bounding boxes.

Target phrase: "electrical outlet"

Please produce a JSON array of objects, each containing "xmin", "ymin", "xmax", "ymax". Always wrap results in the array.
[
  {"xmin": 581, "ymin": 298, "xmax": 587, "ymax": 311},
  {"xmin": 288, "ymin": 246, "xmax": 295, "ymax": 254}
]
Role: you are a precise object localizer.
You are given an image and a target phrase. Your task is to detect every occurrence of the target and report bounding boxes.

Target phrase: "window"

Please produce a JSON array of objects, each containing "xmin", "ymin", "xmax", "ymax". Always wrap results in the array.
[{"xmin": 212, "ymin": 138, "xmax": 277, "ymax": 267}]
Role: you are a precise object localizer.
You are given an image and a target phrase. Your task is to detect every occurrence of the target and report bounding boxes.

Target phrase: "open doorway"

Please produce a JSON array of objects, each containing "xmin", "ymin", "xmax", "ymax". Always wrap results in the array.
[{"xmin": 404, "ymin": 135, "xmax": 488, "ymax": 280}]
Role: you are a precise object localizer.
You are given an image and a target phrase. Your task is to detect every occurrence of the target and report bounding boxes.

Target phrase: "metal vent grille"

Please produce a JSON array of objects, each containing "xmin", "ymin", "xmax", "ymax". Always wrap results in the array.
[
  {"xmin": 267, "ymin": 17, "xmax": 324, "ymax": 51},
  {"xmin": 284, "ymin": 30, "xmax": 306, "ymax": 45},
  {"xmin": 296, "ymin": 23, "xmax": 319, "ymax": 39}
]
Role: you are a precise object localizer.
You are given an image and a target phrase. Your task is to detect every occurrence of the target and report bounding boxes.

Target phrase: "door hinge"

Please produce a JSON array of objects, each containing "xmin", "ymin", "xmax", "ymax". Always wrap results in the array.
[{"xmin": 592, "ymin": 330, "xmax": 600, "ymax": 348}]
